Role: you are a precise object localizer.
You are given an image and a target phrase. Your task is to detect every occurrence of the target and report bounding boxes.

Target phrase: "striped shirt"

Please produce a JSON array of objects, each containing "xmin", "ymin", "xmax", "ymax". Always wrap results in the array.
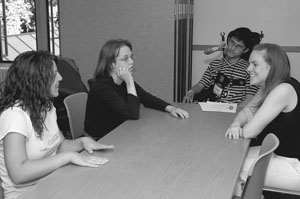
[{"xmin": 199, "ymin": 58, "xmax": 259, "ymax": 104}]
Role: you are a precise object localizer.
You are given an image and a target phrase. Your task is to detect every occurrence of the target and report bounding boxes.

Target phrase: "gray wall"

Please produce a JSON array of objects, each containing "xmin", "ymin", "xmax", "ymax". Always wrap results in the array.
[{"xmin": 59, "ymin": 0, "xmax": 175, "ymax": 102}]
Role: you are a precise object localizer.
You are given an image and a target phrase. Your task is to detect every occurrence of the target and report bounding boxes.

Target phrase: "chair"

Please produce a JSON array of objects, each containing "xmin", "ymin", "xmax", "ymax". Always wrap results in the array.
[
  {"xmin": 263, "ymin": 187, "xmax": 300, "ymax": 196},
  {"xmin": 87, "ymin": 78, "xmax": 96, "ymax": 90},
  {"xmin": 54, "ymin": 57, "xmax": 88, "ymax": 137},
  {"xmin": 63, "ymin": 92, "xmax": 88, "ymax": 139},
  {"xmin": 233, "ymin": 133, "xmax": 280, "ymax": 199},
  {"xmin": 0, "ymin": 176, "xmax": 3, "ymax": 199}
]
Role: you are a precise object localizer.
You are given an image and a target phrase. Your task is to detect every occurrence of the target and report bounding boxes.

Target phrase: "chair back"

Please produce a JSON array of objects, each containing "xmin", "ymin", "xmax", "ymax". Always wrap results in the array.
[
  {"xmin": 0, "ymin": 176, "xmax": 3, "ymax": 199},
  {"xmin": 241, "ymin": 133, "xmax": 279, "ymax": 199},
  {"xmin": 264, "ymin": 186, "xmax": 300, "ymax": 196},
  {"xmin": 63, "ymin": 92, "xmax": 88, "ymax": 139}
]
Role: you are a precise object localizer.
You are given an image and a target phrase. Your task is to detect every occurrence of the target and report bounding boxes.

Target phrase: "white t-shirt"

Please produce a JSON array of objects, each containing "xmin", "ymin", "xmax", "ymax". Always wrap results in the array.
[{"xmin": 0, "ymin": 104, "xmax": 63, "ymax": 199}]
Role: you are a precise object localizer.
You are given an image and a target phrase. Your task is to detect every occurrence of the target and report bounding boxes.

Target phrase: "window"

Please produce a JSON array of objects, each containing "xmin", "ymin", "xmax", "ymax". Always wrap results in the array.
[
  {"xmin": 48, "ymin": 0, "xmax": 60, "ymax": 56},
  {"xmin": 0, "ymin": 0, "xmax": 60, "ymax": 62}
]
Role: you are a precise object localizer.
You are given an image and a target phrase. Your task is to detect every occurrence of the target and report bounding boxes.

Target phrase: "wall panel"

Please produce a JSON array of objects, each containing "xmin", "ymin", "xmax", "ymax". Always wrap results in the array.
[{"xmin": 59, "ymin": 0, "xmax": 175, "ymax": 101}]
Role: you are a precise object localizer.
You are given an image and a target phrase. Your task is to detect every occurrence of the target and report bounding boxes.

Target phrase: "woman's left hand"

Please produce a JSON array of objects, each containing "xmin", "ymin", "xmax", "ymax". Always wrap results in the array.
[
  {"xmin": 166, "ymin": 106, "xmax": 189, "ymax": 119},
  {"xmin": 81, "ymin": 137, "xmax": 114, "ymax": 154}
]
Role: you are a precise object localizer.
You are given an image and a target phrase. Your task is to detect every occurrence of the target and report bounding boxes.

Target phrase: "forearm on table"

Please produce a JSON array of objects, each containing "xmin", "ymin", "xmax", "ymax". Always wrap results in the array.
[
  {"xmin": 10, "ymin": 152, "xmax": 74, "ymax": 185},
  {"xmin": 58, "ymin": 138, "xmax": 84, "ymax": 153},
  {"xmin": 136, "ymin": 85, "xmax": 170, "ymax": 111},
  {"xmin": 165, "ymin": 105, "xmax": 175, "ymax": 113},
  {"xmin": 230, "ymin": 107, "xmax": 253, "ymax": 128},
  {"xmin": 239, "ymin": 94, "xmax": 254, "ymax": 107}
]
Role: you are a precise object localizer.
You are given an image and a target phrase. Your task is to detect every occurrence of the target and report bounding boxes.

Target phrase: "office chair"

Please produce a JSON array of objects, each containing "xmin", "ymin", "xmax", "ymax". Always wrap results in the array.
[
  {"xmin": 87, "ymin": 78, "xmax": 96, "ymax": 90},
  {"xmin": 0, "ymin": 176, "xmax": 3, "ymax": 199},
  {"xmin": 233, "ymin": 133, "xmax": 280, "ymax": 199},
  {"xmin": 63, "ymin": 92, "xmax": 88, "ymax": 139},
  {"xmin": 54, "ymin": 57, "xmax": 88, "ymax": 137},
  {"xmin": 263, "ymin": 187, "xmax": 300, "ymax": 196}
]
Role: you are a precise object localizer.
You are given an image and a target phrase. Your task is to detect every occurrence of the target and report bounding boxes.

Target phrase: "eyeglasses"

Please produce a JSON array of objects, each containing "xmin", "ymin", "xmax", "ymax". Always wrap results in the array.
[{"xmin": 116, "ymin": 54, "xmax": 135, "ymax": 62}]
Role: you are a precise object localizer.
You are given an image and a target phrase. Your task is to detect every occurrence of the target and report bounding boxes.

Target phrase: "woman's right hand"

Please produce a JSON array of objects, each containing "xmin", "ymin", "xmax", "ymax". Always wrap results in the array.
[
  {"xmin": 70, "ymin": 152, "xmax": 109, "ymax": 168},
  {"xmin": 183, "ymin": 91, "xmax": 195, "ymax": 103},
  {"xmin": 117, "ymin": 66, "xmax": 137, "ymax": 96},
  {"xmin": 117, "ymin": 66, "xmax": 134, "ymax": 84},
  {"xmin": 225, "ymin": 123, "xmax": 243, "ymax": 140}
]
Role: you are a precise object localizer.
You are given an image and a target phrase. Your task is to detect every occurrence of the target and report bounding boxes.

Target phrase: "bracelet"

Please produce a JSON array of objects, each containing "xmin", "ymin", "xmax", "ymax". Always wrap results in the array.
[{"xmin": 187, "ymin": 90, "xmax": 195, "ymax": 94}]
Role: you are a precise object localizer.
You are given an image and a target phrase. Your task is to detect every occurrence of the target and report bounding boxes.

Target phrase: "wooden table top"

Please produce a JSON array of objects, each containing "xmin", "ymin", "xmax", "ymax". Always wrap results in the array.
[{"xmin": 19, "ymin": 103, "xmax": 249, "ymax": 199}]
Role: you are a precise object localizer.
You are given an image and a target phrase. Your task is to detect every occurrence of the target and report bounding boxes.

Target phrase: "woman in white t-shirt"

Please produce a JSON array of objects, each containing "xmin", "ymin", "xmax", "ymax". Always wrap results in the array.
[{"xmin": 0, "ymin": 51, "xmax": 114, "ymax": 199}]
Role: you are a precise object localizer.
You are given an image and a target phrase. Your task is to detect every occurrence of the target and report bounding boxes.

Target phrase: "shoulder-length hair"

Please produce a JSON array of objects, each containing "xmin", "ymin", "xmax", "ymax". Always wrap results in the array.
[
  {"xmin": 254, "ymin": 43, "xmax": 291, "ymax": 107},
  {"xmin": 0, "ymin": 50, "xmax": 57, "ymax": 137},
  {"xmin": 94, "ymin": 39, "xmax": 132, "ymax": 79}
]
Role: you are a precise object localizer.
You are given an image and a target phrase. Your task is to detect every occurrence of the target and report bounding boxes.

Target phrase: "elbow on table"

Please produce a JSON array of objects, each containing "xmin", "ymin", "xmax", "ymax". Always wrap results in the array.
[
  {"xmin": 123, "ymin": 105, "xmax": 140, "ymax": 120},
  {"xmin": 10, "ymin": 174, "xmax": 28, "ymax": 185},
  {"xmin": 243, "ymin": 134, "xmax": 251, "ymax": 139},
  {"xmin": 241, "ymin": 126, "xmax": 258, "ymax": 139},
  {"xmin": 243, "ymin": 132, "xmax": 256, "ymax": 139}
]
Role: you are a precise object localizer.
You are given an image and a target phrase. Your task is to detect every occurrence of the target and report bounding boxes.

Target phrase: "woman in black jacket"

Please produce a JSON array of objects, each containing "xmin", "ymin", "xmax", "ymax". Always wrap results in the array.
[{"xmin": 85, "ymin": 39, "xmax": 189, "ymax": 139}]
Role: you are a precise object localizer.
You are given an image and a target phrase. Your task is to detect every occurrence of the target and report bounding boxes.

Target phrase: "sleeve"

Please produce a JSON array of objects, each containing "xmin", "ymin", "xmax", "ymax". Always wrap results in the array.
[
  {"xmin": 93, "ymin": 80, "xmax": 141, "ymax": 119},
  {"xmin": 247, "ymin": 85, "xmax": 260, "ymax": 95},
  {"xmin": 0, "ymin": 108, "xmax": 30, "ymax": 140},
  {"xmin": 198, "ymin": 64, "xmax": 214, "ymax": 89},
  {"xmin": 135, "ymin": 82, "xmax": 170, "ymax": 111}
]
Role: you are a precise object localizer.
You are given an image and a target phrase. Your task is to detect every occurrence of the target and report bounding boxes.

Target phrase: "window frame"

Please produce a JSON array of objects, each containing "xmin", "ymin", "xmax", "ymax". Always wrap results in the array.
[{"xmin": 0, "ymin": 0, "xmax": 59, "ymax": 63}]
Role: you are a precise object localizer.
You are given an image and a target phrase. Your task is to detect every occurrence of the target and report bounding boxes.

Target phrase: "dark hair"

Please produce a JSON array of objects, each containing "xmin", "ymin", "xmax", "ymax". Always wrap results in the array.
[
  {"xmin": 94, "ymin": 39, "xmax": 132, "ymax": 79},
  {"xmin": 227, "ymin": 27, "xmax": 262, "ymax": 60},
  {"xmin": 253, "ymin": 43, "xmax": 291, "ymax": 107},
  {"xmin": 0, "ymin": 50, "xmax": 57, "ymax": 137}
]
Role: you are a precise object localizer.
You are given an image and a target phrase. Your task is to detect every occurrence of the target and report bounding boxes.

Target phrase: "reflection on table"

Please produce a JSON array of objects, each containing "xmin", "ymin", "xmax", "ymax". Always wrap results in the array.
[{"xmin": 19, "ymin": 103, "xmax": 250, "ymax": 199}]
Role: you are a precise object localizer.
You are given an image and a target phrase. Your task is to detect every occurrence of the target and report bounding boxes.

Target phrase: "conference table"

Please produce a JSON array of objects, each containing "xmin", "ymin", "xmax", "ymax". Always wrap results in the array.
[{"xmin": 19, "ymin": 103, "xmax": 250, "ymax": 199}]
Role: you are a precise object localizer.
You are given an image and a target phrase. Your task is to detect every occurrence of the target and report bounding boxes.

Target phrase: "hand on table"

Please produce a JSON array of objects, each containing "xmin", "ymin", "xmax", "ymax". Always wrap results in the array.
[
  {"xmin": 70, "ymin": 152, "xmax": 109, "ymax": 167},
  {"xmin": 81, "ymin": 137, "xmax": 114, "ymax": 154},
  {"xmin": 225, "ymin": 124, "xmax": 243, "ymax": 140},
  {"xmin": 183, "ymin": 91, "xmax": 195, "ymax": 103},
  {"xmin": 166, "ymin": 105, "xmax": 189, "ymax": 119}
]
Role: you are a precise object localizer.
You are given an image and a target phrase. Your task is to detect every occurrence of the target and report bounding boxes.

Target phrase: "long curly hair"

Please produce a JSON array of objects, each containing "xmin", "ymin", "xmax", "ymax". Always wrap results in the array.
[{"xmin": 0, "ymin": 50, "xmax": 57, "ymax": 137}]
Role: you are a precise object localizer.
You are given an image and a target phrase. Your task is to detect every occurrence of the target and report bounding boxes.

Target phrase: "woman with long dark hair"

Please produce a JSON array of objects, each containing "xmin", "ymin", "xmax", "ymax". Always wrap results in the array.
[{"xmin": 0, "ymin": 51, "xmax": 113, "ymax": 199}]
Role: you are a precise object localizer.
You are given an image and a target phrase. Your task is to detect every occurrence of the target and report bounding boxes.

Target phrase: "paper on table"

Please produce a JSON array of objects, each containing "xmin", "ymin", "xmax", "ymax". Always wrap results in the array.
[{"xmin": 198, "ymin": 101, "xmax": 237, "ymax": 113}]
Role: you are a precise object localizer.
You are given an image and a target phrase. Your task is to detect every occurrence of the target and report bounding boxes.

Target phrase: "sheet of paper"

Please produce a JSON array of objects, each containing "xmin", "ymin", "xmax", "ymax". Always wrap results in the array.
[{"xmin": 198, "ymin": 101, "xmax": 237, "ymax": 113}]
